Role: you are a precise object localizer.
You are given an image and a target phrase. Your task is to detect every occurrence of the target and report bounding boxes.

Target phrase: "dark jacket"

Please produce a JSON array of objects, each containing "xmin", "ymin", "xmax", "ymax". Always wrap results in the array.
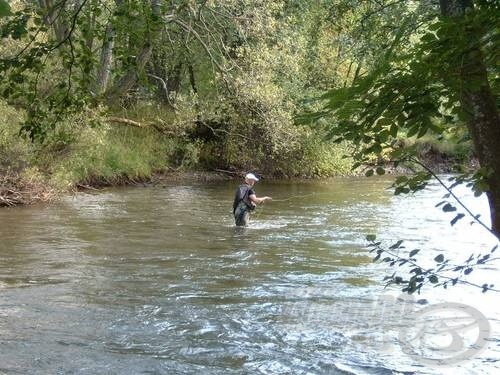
[{"xmin": 233, "ymin": 184, "xmax": 255, "ymax": 214}]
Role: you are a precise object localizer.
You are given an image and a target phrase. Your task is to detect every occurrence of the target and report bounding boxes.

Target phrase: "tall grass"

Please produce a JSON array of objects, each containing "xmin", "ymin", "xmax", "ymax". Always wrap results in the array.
[
  {"xmin": 0, "ymin": 101, "xmax": 31, "ymax": 174},
  {"xmin": 42, "ymin": 120, "xmax": 195, "ymax": 189},
  {"xmin": 0, "ymin": 102, "xmax": 200, "ymax": 193}
]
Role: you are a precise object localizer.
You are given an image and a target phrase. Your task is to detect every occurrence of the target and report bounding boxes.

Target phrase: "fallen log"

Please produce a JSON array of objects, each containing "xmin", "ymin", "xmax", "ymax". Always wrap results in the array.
[
  {"xmin": 106, "ymin": 117, "xmax": 177, "ymax": 135},
  {"xmin": 106, "ymin": 116, "xmax": 146, "ymax": 128}
]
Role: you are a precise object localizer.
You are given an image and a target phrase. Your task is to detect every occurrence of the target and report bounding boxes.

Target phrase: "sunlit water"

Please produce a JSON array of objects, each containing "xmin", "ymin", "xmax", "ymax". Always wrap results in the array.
[{"xmin": 0, "ymin": 176, "xmax": 498, "ymax": 374}]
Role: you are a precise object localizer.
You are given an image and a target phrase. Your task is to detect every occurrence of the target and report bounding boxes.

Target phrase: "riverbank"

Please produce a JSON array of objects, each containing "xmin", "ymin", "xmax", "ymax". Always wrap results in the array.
[
  {"xmin": 0, "ymin": 134, "xmax": 475, "ymax": 207},
  {"xmin": 0, "ymin": 135, "xmax": 476, "ymax": 207},
  {"xmin": 0, "ymin": 100, "xmax": 355, "ymax": 207},
  {"xmin": 0, "ymin": 169, "xmax": 236, "ymax": 207},
  {"xmin": 1, "ymin": 156, "xmax": 473, "ymax": 208},
  {"xmin": 0, "ymin": 172, "xmax": 56, "ymax": 207},
  {"xmin": 0, "ymin": 100, "xmax": 475, "ymax": 208}
]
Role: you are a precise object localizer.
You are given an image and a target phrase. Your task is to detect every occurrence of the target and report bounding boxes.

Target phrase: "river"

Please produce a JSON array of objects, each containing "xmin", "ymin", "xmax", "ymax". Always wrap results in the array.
[{"xmin": 0, "ymin": 176, "xmax": 498, "ymax": 374}]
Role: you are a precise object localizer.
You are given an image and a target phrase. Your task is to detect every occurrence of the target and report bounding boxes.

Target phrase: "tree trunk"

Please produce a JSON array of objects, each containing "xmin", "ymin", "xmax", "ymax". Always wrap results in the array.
[
  {"xmin": 84, "ymin": 2, "xmax": 96, "ymax": 51},
  {"xmin": 343, "ymin": 61, "xmax": 354, "ymax": 87},
  {"xmin": 94, "ymin": 24, "xmax": 115, "ymax": 95},
  {"xmin": 105, "ymin": 0, "xmax": 161, "ymax": 102},
  {"xmin": 39, "ymin": 0, "xmax": 68, "ymax": 42},
  {"xmin": 106, "ymin": 44, "xmax": 153, "ymax": 102},
  {"xmin": 352, "ymin": 61, "xmax": 363, "ymax": 84},
  {"xmin": 153, "ymin": 61, "xmax": 183, "ymax": 105},
  {"xmin": 92, "ymin": 0, "xmax": 123, "ymax": 96},
  {"xmin": 440, "ymin": 0, "xmax": 500, "ymax": 238},
  {"xmin": 188, "ymin": 64, "xmax": 197, "ymax": 94}
]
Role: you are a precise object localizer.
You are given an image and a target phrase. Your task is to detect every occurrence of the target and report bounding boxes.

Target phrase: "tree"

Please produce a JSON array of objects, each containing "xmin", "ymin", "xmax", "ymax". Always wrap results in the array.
[
  {"xmin": 0, "ymin": 0, "xmax": 244, "ymax": 135},
  {"xmin": 301, "ymin": 0, "xmax": 500, "ymax": 238},
  {"xmin": 438, "ymin": 0, "xmax": 500, "ymax": 237},
  {"xmin": 293, "ymin": 0, "xmax": 500, "ymax": 293}
]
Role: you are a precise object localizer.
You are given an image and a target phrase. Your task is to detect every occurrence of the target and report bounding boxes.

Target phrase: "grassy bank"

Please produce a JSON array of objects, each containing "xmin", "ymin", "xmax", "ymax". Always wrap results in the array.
[
  {"xmin": 0, "ymin": 102, "xmax": 200, "ymax": 205},
  {"xmin": 0, "ymin": 100, "xmax": 474, "ymax": 207},
  {"xmin": 0, "ymin": 101, "xmax": 355, "ymax": 206}
]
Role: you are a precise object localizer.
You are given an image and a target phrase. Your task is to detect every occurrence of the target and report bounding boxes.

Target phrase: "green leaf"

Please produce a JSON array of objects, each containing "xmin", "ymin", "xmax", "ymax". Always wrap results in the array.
[
  {"xmin": 394, "ymin": 186, "xmax": 410, "ymax": 195},
  {"xmin": 421, "ymin": 33, "xmax": 437, "ymax": 44},
  {"xmin": 389, "ymin": 240, "xmax": 404, "ymax": 249},
  {"xmin": 378, "ymin": 130, "xmax": 390, "ymax": 143},
  {"xmin": 477, "ymin": 254, "xmax": 490, "ymax": 264},
  {"xmin": 434, "ymin": 254, "xmax": 444, "ymax": 263},
  {"xmin": 428, "ymin": 22, "xmax": 440, "ymax": 32},
  {"xmin": 365, "ymin": 169, "xmax": 374, "ymax": 177},
  {"xmin": 409, "ymin": 249, "xmax": 420, "ymax": 257},
  {"xmin": 390, "ymin": 124, "xmax": 398, "ymax": 137},
  {"xmin": 366, "ymin": 234, "xmax": 376, "ymax": 241},
  {"xmin": 407, "ymin": 124, "xmax": 420, "ymax": 137},
  {"xmin": 429, "ymin": 275, "xmax": 439, "ymax": 284},
  {"xmin": 0, "ymin": 0, "xmax": 12, "ymax": 17},
  {"xmin": 390, "ymin": 148, "xmax": 405, "ymax": 159},
  {"xmin": 435, "ymin": 200, "xmax": 446, "ymax": 208},
  {"xmin": 376, "ymin": 167, "xmax": 385, "ymax": 175},
  {"xmin": 417, "ymin": 121, "xmax": 429, "ymax": 138},
  {"xmin": 410, "ymin": 267, "xmax": 422, "ymax": 275},
  {"xmin": 395, "ymin": 176, "xmax": 408, "ymax": 184},
  {"xmin": 442, "ymin": 203, "xmax": 457, "ymax": 212},
  {"xmin": 450, "ymin": 213, "xmax": 465, "ymax": 226},
  {"xmin": 295, "ymin": 110, "xmax": 331, "ymax": 125}
]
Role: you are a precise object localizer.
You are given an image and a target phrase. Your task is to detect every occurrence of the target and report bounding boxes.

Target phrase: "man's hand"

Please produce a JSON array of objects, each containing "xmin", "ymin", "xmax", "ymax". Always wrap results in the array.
[{"xmin": 250, "ymin": 194, "xmax": 272, "ymax": 204}]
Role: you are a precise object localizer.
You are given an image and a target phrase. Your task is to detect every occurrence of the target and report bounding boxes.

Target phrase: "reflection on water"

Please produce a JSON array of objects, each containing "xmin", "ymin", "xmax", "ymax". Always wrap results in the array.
[{"xmin": 0, "ymin": 177, "xmax": 498, "ymax": 374}]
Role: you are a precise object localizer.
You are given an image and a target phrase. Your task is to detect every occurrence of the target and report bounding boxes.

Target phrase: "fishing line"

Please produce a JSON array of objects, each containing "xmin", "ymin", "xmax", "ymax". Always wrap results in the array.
[
  {"xmin": 231, "ymin": 192, "xmax": 330, "ymax": 222},
  {"xmin": 270, "ymin": 192, "xmax": 326, "ymax": 202},
  {"xmin": 250, "ymin": 191, "xmax": 325, "ymax": 220}
]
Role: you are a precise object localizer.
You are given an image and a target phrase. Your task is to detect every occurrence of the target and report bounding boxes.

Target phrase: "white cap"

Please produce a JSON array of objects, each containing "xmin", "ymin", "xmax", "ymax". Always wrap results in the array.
[{"xmin": 245, "ymin": 173, "xmax": 259, "ymax": 181}]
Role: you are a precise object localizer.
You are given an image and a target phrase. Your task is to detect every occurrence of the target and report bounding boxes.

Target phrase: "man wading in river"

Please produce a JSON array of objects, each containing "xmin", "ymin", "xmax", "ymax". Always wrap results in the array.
[{"xmin": 233, "ymin": 173, "xmax": 272, "ymax": 226}]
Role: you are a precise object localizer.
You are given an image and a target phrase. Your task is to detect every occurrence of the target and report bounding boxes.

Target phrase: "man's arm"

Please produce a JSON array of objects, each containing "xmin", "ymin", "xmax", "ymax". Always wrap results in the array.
[{"xmin": 249, "ymin": 194, "xmax": 272, "ymax": 205}]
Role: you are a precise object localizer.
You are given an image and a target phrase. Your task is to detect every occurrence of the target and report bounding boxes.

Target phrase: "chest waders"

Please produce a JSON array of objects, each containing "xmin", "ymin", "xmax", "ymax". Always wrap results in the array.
[{"xmin": 233, "ymin": 185, "xmax": 255, "ymax": 226}]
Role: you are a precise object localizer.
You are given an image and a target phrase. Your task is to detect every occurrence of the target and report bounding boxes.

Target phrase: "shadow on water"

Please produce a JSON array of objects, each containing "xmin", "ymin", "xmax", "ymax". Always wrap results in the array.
[{"xmin": 0, "ymin": 176, "xmax": 498, "ymax": 374}]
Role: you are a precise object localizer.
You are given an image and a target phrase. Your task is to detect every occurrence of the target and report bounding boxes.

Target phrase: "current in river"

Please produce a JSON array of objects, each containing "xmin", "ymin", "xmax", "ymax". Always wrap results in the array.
[{"xmin": 0, "ymin": 176, "xmax": 498, "ymax": 374}]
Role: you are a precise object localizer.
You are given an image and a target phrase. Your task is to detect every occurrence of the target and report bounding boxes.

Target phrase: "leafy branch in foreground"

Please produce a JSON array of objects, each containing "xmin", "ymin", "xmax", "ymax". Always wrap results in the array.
[
  {"xmin": 364, "ymin": 154, "xmax": 499, "ymax": 294},
  {"xmin": 296, "ymin": 0, "xmax": 500, "ymax": 293},
  {"xmin": 399, "ymin": 157, "xmax": 495, "ymax": 236},
  {"xmin": 366, "ymin": 235, "xmax": 499, "ymax": 294},
  {"xmin": 298, "ymin": 0, "xmax": 500, "ymax": 238}
]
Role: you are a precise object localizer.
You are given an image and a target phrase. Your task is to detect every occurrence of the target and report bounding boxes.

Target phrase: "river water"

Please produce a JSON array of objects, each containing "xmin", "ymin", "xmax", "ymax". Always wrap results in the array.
[{"xmin": 0, "ymin": 176, "xmax": 498, "ymax": 374}]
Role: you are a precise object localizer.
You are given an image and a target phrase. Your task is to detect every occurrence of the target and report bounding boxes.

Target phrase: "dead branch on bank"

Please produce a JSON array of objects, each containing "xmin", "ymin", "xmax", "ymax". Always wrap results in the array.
[
  {"xmin": 214, "ymin": 168, "xmax": 243, "ymax": 177},
  {"xmin": 106, "ymin": 116, "xmax": 176, "ymax": 135},
  {"xmin": 0, "ymin": 173, "xmax": 56, "ymax": 207}
]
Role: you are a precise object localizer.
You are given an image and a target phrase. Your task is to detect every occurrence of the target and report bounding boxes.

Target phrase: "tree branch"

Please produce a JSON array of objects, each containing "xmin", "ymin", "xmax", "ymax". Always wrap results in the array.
[{"xmin": 408, "ymin": 156, "xmax": 496, "ymax": 237}]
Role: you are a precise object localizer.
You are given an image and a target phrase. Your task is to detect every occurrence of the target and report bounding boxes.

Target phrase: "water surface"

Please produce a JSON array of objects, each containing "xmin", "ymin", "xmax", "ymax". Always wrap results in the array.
[{"xmin": 0, "ymin": 177, "xmax": 498, "ymax": 374}]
